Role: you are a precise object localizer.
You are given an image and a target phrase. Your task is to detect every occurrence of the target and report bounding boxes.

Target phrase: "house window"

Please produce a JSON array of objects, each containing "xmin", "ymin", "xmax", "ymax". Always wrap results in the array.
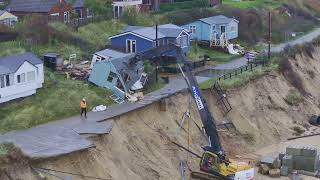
[
  {"xmin": 0, "ymin": 75, "xmax": 4, "ymax": 88},
  {"xmin": 220, "ymin": 25, "xmax": 226, "ymax": 33},
  {"xmin": 107, "ymin": 72, "xmax": 117, "ymax": 82},
  {"xmin": 27, "ymin": 71, "xmax": 35, "ymax": 82},
  {"xmin": 230, "ymin": 26, "xmax": 236, "ymax": 32},
  {"xmin": 17, "ymin": 73, "xmax": 25, "ymax": 83},
  {"xmin": 189, "ymin": 25, "xmax": 196, "ymax": 34},
  {"xmin": 64, "ymin": 11, "xmax": 69, "ymax": 23},
  {"xmin": 87, "ymin": 8, "xmax": 93, "ymax": 18},
  {"xmin": 126, "ymin": 39, "xmax": 136, "ymax": 53},
  {"xmin": 5, "ymin": 74, "xmax": 11, "ymax": 86},
  {"xmin": 179, "ymin": 35, "xmax": 188, "ymax": 47},
  {"xmin": 212, "ymin": 25, "xmax": 216, "ymax": 31}
]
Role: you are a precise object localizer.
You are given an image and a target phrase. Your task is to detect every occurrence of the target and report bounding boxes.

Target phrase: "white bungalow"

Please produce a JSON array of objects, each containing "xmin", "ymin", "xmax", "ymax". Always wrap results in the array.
[{"xmin": 0, "ymin": 52, "xmax": 44, "ymax": 103}]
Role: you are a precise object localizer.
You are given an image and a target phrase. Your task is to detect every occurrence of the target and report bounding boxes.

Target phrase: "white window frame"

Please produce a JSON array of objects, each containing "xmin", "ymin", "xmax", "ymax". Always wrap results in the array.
[
  {"xmin": 17, "ymin": 73, "xmax": 26, "ymax": 84},
  {"xmin": 230, "ymin": 25, "xmax": 236, "ymax": 33},
  {"xmin": 126, "ymin": 39, "xmax": 137, "ymax": 53},
  {"xmin": 27, "ymin": 71, "xmax": 36, "ymax": 82},
  {"xmin": 181, "ymin": 35, "xmax": 188, "ymax": 48},
  {"xmin": 220, "ymin": 25, "xmax": 226, "ymax": 33},
  {"xmin": 189, "ymin": 25, "xmax": 196, "ymax": 34},
  {"xmin": 64, "ymin": 11, "xmax": 69, "ymax": 23}
]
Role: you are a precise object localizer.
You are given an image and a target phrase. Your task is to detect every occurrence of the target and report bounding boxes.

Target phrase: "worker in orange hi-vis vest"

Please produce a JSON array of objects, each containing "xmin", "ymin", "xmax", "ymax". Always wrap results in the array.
[{"xmin": 80, "ymin": 98, "xmax": 88, "ymax": 118}]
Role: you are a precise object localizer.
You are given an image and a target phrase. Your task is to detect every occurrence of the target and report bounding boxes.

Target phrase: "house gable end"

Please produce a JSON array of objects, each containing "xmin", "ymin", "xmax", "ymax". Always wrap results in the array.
[{"xmin": 110, "ymin": 32, "xmax": 154, "ymax": 42}]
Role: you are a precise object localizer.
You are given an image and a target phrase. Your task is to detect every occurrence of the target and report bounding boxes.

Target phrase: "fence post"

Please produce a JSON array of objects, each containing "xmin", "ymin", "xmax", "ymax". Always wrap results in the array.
[{"xmin": 250, "ymin": 63, "xmax": 253, "ymax": 71}]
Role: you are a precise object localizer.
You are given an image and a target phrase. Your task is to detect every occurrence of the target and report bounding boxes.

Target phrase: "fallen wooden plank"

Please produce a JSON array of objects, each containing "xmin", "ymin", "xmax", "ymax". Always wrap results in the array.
[{"xmin": 287, "ymin": 133, "xmax": 320, "ymax": 141}]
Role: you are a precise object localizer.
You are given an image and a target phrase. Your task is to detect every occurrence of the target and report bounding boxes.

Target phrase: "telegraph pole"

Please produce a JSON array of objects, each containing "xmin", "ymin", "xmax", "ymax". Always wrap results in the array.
[{"xmin": 268, "ymin": 11, "xmax": 272, "ymax": 62}]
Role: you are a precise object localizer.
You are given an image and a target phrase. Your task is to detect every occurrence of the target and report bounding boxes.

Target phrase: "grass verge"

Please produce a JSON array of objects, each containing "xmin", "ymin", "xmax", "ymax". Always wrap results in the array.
[{"xmin": 0, "ymin": 69, "xmax": 113, "ymax": 133}]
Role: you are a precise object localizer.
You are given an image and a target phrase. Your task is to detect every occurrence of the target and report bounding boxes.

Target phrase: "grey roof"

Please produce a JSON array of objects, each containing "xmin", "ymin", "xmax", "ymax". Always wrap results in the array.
[
  {"xmin": 73, "ymin": 0, "xmax": 84, "ymax": 8},
  {"xmin": 123, "ymin": 26, "xmax": 145, "ymax": 32},
  {"xmin": 200, "ymin": 15, "xmax": 238, "ymax": 25},
  {"xmin": 96, "ymin": 49, "xmax": 130, "ymax": 59},
  {"xmin": 44, "ymin": 52, "xmax": 60, "ymax": 58},
  {"xmin": 115, "ymin": 24, "xmax": 188, "ymax": 41},
  {"xmin": 0, "ymin": 52, "xmax": 43, "ymax": 75},
  {"xmin": 6, "ymin": 0, "xmax": 60, "ymax": 13}
]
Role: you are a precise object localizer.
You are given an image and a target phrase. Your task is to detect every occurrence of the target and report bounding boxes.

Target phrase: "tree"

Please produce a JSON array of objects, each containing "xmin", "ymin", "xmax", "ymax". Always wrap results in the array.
[{"xmin": 84, "ymin": 0, "xmax": 113, "ymax": 17}]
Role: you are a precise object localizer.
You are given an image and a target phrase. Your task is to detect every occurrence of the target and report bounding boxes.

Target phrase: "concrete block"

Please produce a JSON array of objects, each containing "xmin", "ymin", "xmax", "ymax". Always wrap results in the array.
[
  {"xmin": 286, "ymin": 146, "xmax": 302, "ymax": 156},
  {"xmin": 282, "ymin": 155, "xmax": 293, "ymax": 170},
  {"xmin": 293, "ymin": 155, "xmax": 317, "ymax": 172},
  {"xmin": 280, "ymin": 166, "xmax": 289, "ymax": 176},
  {"xmin": 261, "ymin": 154, "xmax": 277, "ymax": 167},
  {"xmin": 301, "ymin": 146, "xmax": 317, "ymax": 157},
  {"xmin": 269, "ymin": 169, "xmax": 281, "ymax": 177}
]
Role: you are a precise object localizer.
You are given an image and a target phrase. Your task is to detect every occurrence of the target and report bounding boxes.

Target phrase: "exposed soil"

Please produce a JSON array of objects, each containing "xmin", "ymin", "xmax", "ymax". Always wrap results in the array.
[{"xmin": 4, "ymin": 46, "xmax": 320, "ymax": 180}]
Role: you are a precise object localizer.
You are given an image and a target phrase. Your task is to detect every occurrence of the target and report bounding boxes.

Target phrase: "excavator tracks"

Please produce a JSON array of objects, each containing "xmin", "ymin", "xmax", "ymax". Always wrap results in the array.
[{"xmin": 191, "ymin": 172, "xmax": 222, "ymax": 180}]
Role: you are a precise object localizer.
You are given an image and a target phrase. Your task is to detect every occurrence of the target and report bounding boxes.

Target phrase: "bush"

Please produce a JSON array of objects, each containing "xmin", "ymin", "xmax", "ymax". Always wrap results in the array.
[
  {"xmin": 121, "ymin": 7, "xmax": 154, "ymax": 26},
  {"xmin": 284, "ymin": 89, "xmax": 304, "ymax": 106}
]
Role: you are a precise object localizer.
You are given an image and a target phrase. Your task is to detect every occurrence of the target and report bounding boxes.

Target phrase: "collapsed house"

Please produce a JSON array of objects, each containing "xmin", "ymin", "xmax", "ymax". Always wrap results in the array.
[{"xmin": 89, "ymin": 54, "xmax": 147, "ymax": 102}]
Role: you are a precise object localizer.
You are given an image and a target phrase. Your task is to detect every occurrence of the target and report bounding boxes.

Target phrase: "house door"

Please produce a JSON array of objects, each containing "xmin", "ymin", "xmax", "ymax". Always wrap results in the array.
[{"xmin": 126, "ymin": 40, "xmax": 136, "ymax": 53}]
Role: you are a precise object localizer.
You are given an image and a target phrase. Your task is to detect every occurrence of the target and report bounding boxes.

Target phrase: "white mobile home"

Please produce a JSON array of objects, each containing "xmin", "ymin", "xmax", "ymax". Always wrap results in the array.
[{"xmin": 0, "ymin": 53, "xmax": 44, "ymax": 103}]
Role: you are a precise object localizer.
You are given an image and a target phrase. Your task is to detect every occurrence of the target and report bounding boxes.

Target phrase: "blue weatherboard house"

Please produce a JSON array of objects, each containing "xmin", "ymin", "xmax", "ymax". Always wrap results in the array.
[
  {"xmin": 89, "ymin": 54, "xmax": 146, "ymax": 99},
  {"xmin": 109, "ymin": 24, "xmax": 191, "ymax": 55},
  {"xmin": 181, "ymin": 15, "xmax": 239, "ymax": 47}
]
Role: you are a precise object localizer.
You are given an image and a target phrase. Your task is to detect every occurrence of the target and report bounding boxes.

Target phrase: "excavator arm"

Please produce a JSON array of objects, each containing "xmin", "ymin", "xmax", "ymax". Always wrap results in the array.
[{"xmin": 175, "ymin": 51, "xmax": 222, "ymax": 154}]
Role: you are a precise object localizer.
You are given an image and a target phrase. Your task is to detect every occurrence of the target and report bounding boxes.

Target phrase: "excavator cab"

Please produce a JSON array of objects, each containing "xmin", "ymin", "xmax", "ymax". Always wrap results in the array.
[{"xmin": 199, "ymin": 151, "xmax": 254, "ymax": 179}]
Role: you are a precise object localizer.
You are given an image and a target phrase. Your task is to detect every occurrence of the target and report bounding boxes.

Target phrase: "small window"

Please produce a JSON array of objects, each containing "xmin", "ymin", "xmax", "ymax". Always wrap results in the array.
[
  {"xmin": 107, "ymin": 72, "xmax": 117, "ymax": 82},
  {"xmin": 189, "ymin": 25, "xmax": 196, "ymax": 34},
  {"xmin": 0, "ymin": 75, "xmax": 4, "ymax": 88},
  {"xmin": 231, "ymin": 26, "xmax": 236, "ymax": 32},
  {"xmin": 17, "ymin": 74, "xmax": 21, "ymax": 83},
  {"xmin": 27, "ymin": 71, "xmax": 35, "ymax": 82},
  {"xmin": 17, "ymin": 73, "xmax": 25, "ymax": 83},
  {"xmin": 212, "ymin": 25, "xmax": 216, "ymax": 31},
  {"xmin": 5, "ymin": 74, "xmax": 10, "ymax": 86}
]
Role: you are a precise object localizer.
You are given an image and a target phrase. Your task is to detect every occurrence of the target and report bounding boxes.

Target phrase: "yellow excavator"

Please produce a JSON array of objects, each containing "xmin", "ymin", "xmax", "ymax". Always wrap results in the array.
[{"xmin": 175, "ymin": 51, "xmax": 254, "ymax": 180}]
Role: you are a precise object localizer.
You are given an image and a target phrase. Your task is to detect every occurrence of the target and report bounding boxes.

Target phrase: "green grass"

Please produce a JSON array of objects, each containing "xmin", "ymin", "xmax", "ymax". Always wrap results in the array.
[
  {"xmin": 144, "ymin": 80, "xmax": 167, "ymax": 94},
  {"xmin": 75, "ymin": 20, "xmax": 125, "ymax": 47},
  {"xmin": 159, "ymin": 0, "xmax": 208, "ymax": 13},
  {"xmin": 284, "ymin": 89, "xmax": 304, "ymax": 105},
  {"xmin": 0, "ymin": 69, "xmax": 113, "ymax": 133},
  {"xmin": 222, "ymin": 0, "xmax": 281, "ymax": 9},
  {"xmin": 188, "ymin": 43, "xmax": 241, "ymax": 62},
  {"xmin": 0, "ymin": 41, "xmax": 26, "ymax": 57},
  {"xmin": 199, "ymin": 63, "xmax": 278, "ymax": 89}
]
